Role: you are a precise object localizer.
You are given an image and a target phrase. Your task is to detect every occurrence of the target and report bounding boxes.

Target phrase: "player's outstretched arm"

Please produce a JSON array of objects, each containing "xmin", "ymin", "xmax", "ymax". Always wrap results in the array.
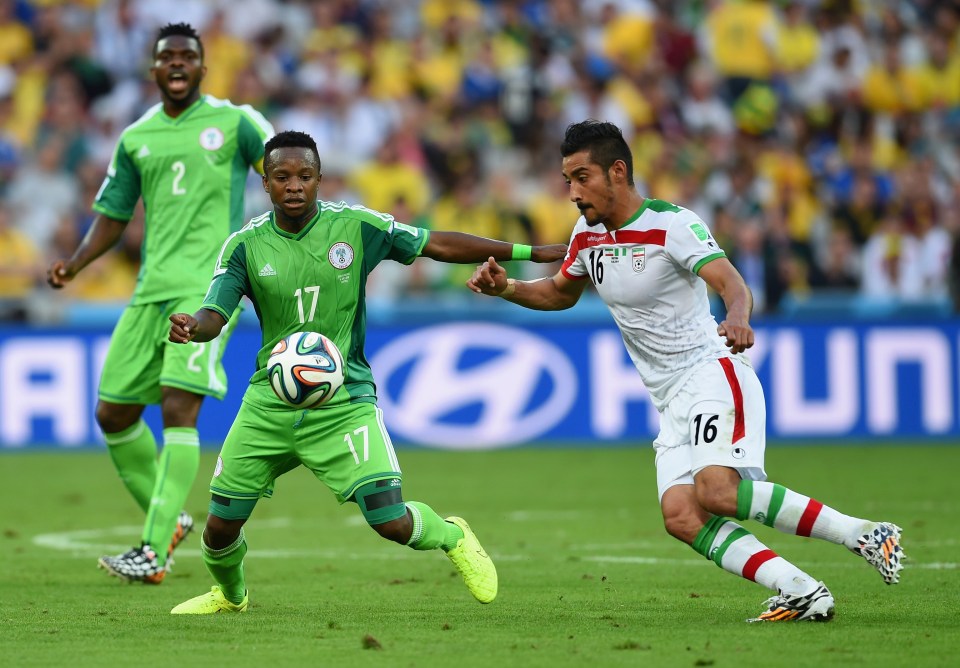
[
  {"xmin": 422, "ymin": 231, "xmax": 566, "ymax": 264},
  {"xmin": 467, "ymin": 257, "xmax": 584, "ymax": 311},
  {"xmin": 47, "ymin": 214, "xmax": 126, "ymax": 288},
  {"xmin": 169, "ymin": 309, "xmax": 227, "ymax": 344},
  {"xmin": 698, "ymin": 257, "xmax": 755, "ymax": 354}
]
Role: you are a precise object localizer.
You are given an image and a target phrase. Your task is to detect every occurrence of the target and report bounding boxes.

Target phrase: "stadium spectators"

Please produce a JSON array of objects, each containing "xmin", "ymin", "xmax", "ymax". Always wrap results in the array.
[
  {"xmin": 0, "ymin": 201, "xmax": 41, "ymax": 320},
  {"xmin": 1, "ymin": 0, "xmax": 959, "ymax": 320}
]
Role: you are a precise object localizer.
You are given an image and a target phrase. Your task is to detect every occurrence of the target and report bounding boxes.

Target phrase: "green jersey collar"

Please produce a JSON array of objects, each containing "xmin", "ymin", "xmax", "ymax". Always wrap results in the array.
[
  {"xmin": 161, "ymin": 95, "xmax": 207, "ymax": 124},
  {"xmin": 612, "ymin": 199, "xmax": 649, "ymax": 230},
  {"xmin": 271, "ymin": 204, "xmax": 322, "ymax": 240}
]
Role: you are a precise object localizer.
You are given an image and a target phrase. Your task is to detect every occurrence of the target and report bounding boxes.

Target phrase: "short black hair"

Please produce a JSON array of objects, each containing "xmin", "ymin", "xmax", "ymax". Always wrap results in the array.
[
  {"xmin": 560, "ymin": 120, "xmax": 634, "ymax": 185},
  {"xmin": 154, "ymin": 23, "xmax": 204, "ymax": 59},
  {"xmin": 263, "ymin": 131, "xmax": 321, "ymax": 173}
]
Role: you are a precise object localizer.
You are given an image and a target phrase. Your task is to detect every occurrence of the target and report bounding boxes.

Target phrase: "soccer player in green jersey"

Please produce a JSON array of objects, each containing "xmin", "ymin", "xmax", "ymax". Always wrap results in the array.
[
  {"xmin": 46, "ymin": 23, "xmax": 274, "ymax": 583},
  {"xmin": 165, "ymin": 130, "xmax": 566, "ymax": 613}
]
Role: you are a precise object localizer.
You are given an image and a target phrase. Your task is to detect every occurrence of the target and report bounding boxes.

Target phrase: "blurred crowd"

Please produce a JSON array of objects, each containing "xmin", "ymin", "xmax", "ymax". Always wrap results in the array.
[{"xmin": 1, "ymin": 0, "xmax": 960, "ymax": 322}]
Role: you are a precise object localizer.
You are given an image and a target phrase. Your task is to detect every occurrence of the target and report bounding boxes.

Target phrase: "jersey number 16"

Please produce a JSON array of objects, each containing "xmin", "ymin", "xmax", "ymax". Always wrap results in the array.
[
  {"xmin": 692, "ymin": 413, "xmax": 719, "ymax": 445},
  {"xmin": 587, "ymin": 250, "xmax": 605, "ymax": 284}
]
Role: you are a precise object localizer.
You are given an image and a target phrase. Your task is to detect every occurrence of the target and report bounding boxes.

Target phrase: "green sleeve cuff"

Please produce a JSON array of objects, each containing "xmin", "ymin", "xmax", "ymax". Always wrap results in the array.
[
  {"xmin": 201, "ymin": 304, "xmax": 231, "ymax": 323},
  {"xmin": 91, "ymin": 203, "xmax": 133, "ymax": 223},
  {"xmin": 693, "ymin": 252, "xmax": 726, "ymax": 275}
]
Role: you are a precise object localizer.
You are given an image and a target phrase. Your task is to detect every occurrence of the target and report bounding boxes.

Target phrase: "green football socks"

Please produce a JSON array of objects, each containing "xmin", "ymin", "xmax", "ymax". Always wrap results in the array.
[
  {"xmin": 103, "ymin": 420, "xmax": 157, "ymax": 513},
  {"xmin": 142, "ymin": 427, "xmax": 200, "ymax": 564},
  {"xmin": 202, "ymin": 531, "xmax": 248, "ymax": 605},
  {"xmin": 405, "ymin": 501, "xmax": 464, "ymax": 551}
]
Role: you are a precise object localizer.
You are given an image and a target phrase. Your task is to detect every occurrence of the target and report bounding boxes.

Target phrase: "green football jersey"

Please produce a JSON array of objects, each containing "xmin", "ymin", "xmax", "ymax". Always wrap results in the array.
[
  {"xmin": 202, "ymin": 200, "xmax": 430, "ymax": 406},
  {"xmin": 93, "ymin": 95, "xmax": 274, "ymax": 304}
]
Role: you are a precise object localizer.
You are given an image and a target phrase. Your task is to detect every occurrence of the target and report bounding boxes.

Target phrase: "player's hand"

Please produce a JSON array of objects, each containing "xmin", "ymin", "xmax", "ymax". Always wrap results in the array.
[
  {"xmin": 531, "ymin": 244, "xmax": 567, "ymax": 263},
  {"xmin": 46, "ymin": 260, "xmax": 76, "ymax": 289},
  {"xmin": 717, "ymin": 319, "xmax": 754, "ymax": 354},
  {"xmin": 169, "ymin": 313, "xmax": 199, "ymax": 343},
  {"xmin": 467, "ymin": 257, "xmax": 509, "ymax": 296}
]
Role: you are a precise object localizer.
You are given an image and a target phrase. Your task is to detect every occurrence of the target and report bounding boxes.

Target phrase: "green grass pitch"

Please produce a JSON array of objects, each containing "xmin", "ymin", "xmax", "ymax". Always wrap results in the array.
[{"xmin": 2, "ymin": 444, "xmax": 958, "ymax": 667}]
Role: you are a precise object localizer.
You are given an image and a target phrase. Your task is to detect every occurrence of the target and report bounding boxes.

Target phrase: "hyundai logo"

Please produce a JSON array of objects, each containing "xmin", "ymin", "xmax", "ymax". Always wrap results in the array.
[{"xmin": 371, "ymin": 323, "xmax": 577, "ymax": 448}]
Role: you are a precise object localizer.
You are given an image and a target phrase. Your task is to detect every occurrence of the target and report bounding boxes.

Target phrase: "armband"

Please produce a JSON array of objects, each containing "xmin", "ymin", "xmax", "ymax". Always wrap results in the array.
[
  {"xmin": 511, "ymin": 244, "xmax": 532, "ymax": 261},
  {"xmin": 500, "ymin": 278, "xmax": 517, "ymax": 298}
]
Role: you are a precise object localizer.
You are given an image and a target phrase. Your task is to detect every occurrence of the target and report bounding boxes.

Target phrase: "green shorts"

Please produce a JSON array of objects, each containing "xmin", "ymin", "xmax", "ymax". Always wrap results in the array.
[
  {"xmin": 210, "ymin": 389, "xmax": 403, "ymax": 505},
  {"xmin": 98, "ymin": 296, "xmax": 241, "ymax": 405}
]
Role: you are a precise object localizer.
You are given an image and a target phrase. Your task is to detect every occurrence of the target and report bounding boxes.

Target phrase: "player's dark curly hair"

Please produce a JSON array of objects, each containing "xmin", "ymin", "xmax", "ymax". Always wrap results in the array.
[
  {"xmin": 560, "ymin": 120, "xmax": 634, "ymax": 185},
  {"xmin": 263, "ymin": 131, "xmax": 321, "ymax": 172},
  {"xmin": 154, "ymin": 23, "xmax": 204, "ymax": 58}
]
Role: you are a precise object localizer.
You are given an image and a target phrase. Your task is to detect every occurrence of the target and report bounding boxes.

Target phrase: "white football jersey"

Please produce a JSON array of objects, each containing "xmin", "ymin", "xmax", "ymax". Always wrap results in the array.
[{"xmin": 561, "ymin": 198, "xmax": 738, "ymax": 410}]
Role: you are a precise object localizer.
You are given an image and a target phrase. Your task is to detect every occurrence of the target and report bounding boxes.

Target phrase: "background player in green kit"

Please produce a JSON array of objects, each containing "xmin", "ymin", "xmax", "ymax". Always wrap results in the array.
[
  {"xmin": 165, "ymin": 130, "xmax": 566, "ymax": 613},
  {"xmin": 46, "ymin": 23, "xmax": 274, "ymax": 583}
]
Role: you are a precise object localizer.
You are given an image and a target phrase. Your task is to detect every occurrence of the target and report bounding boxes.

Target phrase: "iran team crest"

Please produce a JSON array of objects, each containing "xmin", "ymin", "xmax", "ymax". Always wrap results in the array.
[
  {"xmin": 632, "ymin": 246, "xmax": 645, "ymax": 272},
  {"xmin": 329, "ymin": 242, "xmax": 354, "ymax": 269},
  {"xmin": 199, "ymin": 127, "xmax": 225, "ymax": 151}
]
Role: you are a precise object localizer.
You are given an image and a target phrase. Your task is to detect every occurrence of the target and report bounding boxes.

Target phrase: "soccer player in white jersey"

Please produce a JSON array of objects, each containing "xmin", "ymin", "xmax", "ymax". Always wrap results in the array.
[{"xmin": 467, "ymin": 120, "xmax": 904, "ymax": 622}]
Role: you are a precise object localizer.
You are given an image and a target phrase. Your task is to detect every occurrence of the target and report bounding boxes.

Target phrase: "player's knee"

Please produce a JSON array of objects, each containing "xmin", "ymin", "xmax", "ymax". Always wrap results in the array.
[
  {"xmin": 693, "ymin": 467, "xmax": 740, "ymax": 516},
  {"xmin": 160, "ymin": 388, "xmax": 203, "ymax": 427},
  {"xmin": 693, "ymin": 483, "xmax": 737, "ymax": 516},
  {"xmin": 662, "ymin": 511, "xmax": 701, "ymax": 544},
  {"xmin": 203, "ymin": 515, "xmax": 245, "ymax": 550},
  {"xmin": 661, "ymin": 488, "xmax": 712, "ymax": 544},
  {"xmin": 95, "ymin": 401, "xmax": 141, "ymax": 434}
]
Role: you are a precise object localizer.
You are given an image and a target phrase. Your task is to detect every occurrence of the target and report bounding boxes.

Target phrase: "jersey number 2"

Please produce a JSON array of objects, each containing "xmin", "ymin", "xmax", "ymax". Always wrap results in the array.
[{"xmin": 171, "ymin": 161, "xmax": 187, "ymax": 195}]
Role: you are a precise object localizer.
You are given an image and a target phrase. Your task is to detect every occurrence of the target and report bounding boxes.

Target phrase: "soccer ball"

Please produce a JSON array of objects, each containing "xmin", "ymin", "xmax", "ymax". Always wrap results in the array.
[{"xmin": 267, "ymin": 331, "xmax": 345, "ymax": 408}]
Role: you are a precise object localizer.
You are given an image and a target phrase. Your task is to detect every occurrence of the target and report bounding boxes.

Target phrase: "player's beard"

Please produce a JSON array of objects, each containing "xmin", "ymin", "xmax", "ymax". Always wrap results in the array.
[
  {"xmin": 582, "ymin": 184, "xmax": 617, "ymax": 227},
  {"xmin": 584, "ymin": 213, "xmax": 605, "ymax": 227}
]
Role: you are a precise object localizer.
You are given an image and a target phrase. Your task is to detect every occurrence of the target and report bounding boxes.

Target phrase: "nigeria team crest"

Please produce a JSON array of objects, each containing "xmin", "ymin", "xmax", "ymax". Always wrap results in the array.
[
  {"xmin": 328, "ymin": 242, "xmax": 354, "ymax": 269},
  {"xmin": 199, "ymin": 127, "xmax": 225, "ymax": 151},
  {"xmin": 632, "ymin": 246, "xmax": 645, "ymax": 272}
]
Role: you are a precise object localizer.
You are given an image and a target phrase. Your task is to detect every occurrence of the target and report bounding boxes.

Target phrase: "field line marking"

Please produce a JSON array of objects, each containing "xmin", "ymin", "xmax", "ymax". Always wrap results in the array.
[
  {"xmin": 30, "ymin": 521, "xmax": 960, "ymax": 571},
  {"xmin": 33, "ymin": 518, "xmax": 960, "ymax": 570}
]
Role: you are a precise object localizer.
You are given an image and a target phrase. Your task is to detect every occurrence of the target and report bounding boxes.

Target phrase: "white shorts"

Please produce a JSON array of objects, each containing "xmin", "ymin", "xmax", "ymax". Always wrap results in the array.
[{"xmin": 654, "ymin": 356, "xmax": 767, "ymax": 500}]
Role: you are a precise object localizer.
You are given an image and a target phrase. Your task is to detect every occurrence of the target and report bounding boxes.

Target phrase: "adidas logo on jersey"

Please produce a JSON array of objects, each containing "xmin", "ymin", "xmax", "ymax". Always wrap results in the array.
[
  {"xmin": 137, "ymin": 145, "xmax": 150, "ymax": 158},
  {"xmin": 259, "ymin": 263, "xmax": 277, "ymax": 277}
]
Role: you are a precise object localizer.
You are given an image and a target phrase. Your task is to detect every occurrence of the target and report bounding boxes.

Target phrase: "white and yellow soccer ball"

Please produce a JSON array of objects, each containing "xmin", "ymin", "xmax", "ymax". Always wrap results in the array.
[{"xmin": 267, "ymin": 331, "xmax": 345, "ymax": 408}]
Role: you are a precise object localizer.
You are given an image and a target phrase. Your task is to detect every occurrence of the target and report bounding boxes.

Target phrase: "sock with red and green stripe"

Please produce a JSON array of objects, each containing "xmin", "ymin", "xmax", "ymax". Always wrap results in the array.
[
  {"xmin": 692, "ymin": 515, "xmax": 818, "ymax": 595},
  {"xmin": 736, "ymin": 480, "xmax": 874, "ymax": 549}
]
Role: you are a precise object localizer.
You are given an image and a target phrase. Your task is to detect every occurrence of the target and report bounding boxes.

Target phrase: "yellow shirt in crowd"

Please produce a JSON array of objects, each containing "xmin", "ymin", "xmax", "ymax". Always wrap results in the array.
[{"xmin": 705, "ymin": 1, "xmax": 778, "ymax": 79}]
